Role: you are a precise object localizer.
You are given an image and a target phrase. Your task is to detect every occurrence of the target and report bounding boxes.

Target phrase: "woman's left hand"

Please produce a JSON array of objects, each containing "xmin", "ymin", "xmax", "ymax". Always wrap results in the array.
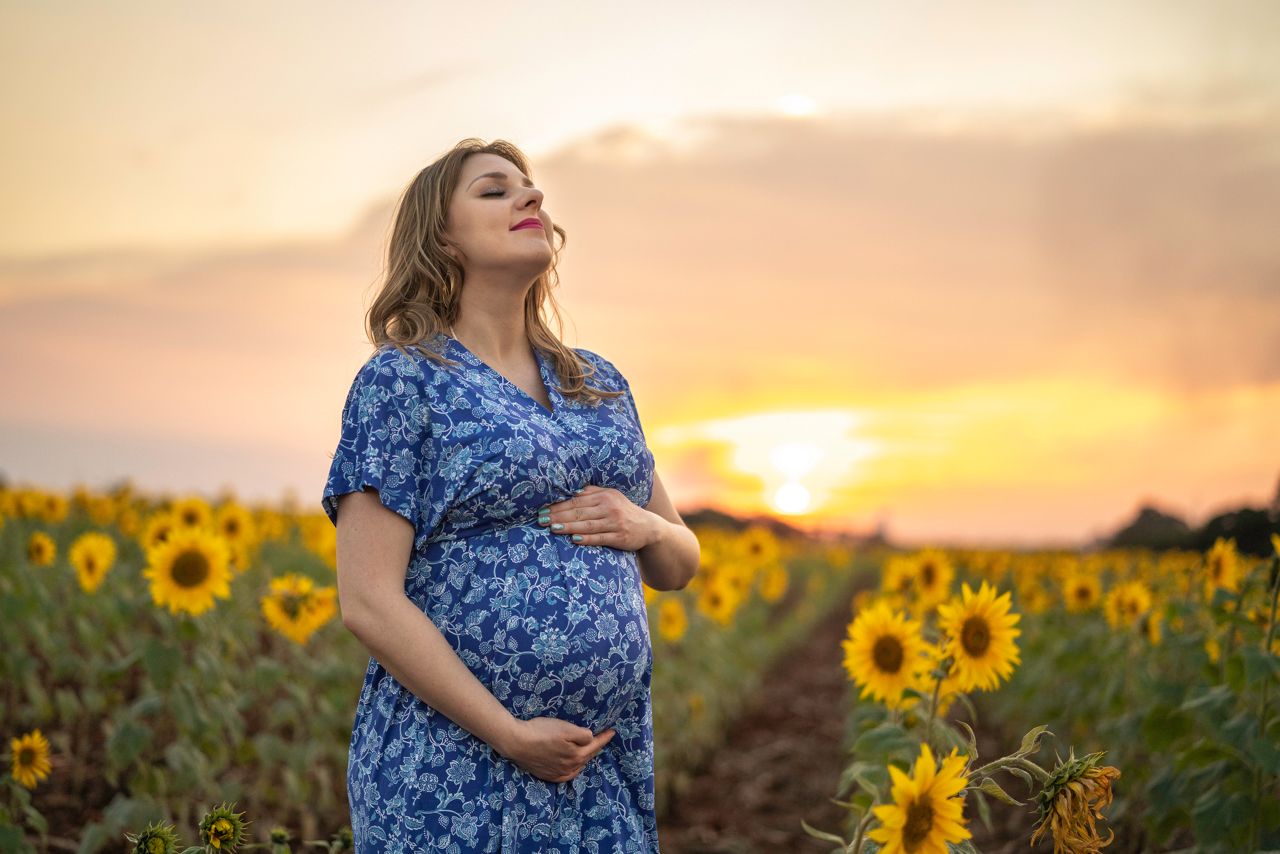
[{"xmin": 539, "ymin": 484, "xmax": 658, "ymax": 552}]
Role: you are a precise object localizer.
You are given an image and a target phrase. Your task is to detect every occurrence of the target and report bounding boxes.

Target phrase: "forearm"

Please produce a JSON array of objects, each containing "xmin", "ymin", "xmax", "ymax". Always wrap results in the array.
[
  {"xmin": 343, "ymin": 594, "xmax": 519, "ymax": 756},
  {"xmin": 637, "ymin": 514, "xmax": 699, "ymax": 591}
]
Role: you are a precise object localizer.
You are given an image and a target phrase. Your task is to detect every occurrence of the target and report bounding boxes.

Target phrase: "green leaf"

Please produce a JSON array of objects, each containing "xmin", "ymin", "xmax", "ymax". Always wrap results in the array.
[
  {"xmin": 106, "ymin": 718, "xmax": 151, "ymax": 777},
  {"xmin": 852, "ymin": 722, "xmax": 915, "ymax": 762},
  {"xmin": 1015, "ymin": 724, "xmax": 1051, "ymax": 757},
  {"xmin": 798, "ymin": 818, "xmax": 848, "ymax": 845},
  {"xmin": 977, "ymin": 777, "xmax": 1024, "ymax": 806},
  {"xmin": 143, "ymin": 637, "xmax": 182, "ymax": 692}
]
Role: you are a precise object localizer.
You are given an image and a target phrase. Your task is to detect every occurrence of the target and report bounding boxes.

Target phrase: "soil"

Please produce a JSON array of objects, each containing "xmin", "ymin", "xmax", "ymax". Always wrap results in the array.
[{"xmin": 656, "ymin": 601, "xmax": 859, "ymax": 853}]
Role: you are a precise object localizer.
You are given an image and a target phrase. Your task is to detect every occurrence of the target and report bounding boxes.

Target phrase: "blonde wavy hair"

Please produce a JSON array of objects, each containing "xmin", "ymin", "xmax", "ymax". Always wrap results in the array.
[{"xmin": 365, "ymin": 138, "xmax": 621, "ymax": 406}]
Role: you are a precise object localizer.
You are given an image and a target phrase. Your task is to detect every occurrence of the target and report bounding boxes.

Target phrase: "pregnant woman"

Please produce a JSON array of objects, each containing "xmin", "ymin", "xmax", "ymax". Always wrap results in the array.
[{"xmin": 321, "ymin": 139, "xmax": 700, "ymax": 852}]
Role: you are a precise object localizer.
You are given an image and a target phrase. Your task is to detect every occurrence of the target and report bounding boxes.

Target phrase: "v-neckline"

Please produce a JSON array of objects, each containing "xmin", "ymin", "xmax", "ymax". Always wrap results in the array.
[{"xmin": 443, "ymin": 332, "xmax": 558, "ymax": 416}]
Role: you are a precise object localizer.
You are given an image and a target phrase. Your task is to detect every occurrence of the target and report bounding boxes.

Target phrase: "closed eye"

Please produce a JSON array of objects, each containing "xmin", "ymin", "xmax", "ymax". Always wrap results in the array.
[{"xmin": 481, "ymin": 188, "xmax": 504, "ymax": 197}]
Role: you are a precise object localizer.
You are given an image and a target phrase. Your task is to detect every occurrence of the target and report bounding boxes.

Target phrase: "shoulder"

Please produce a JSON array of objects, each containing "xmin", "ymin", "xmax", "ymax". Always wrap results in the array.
[{"xmin": 573, "ymin": 347, "xmax": 628, "ymax": 389}]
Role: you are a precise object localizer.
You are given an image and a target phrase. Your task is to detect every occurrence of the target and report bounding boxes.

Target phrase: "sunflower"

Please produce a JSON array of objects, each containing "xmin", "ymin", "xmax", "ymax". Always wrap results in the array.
[
  {"xmin": 882, "ymin": 554, "xmax": 918, "ymax": 598},
  {"xmin": 937, "ymin": 582, "xmax": 1022, "ymax": 692},
  {"xmin": 910, "ymin": 548, "xmax": 954, "ymax": 611},
  {"xmin": 1203, "ymin": 537, "xmax": 1241, "ymax": 600},
  {"xmin": 1061, "ymin": 572, "xmax": 1100, "ymax": 613},
  {"xmin": 758, "ymin": 563, "xmax": 788, "ymax": 603},
  {"xmin": 69, "ymin": 531, "xmax": 118, "ymax": 594},
  {"xmin": 657, "ymin": 597, "xmax": 688, "ymax": 642},
  {"xmin": 842, "ymin": 601, "xmax": 927, "ymax": 708},
  {"xmin": 867, "ymin": 742, "xmax": 971, "ymax": 854},
  {"xmin": 26, "ymin": 531, "xmax": 56, "ymax": 566},
  {"xmin": 736, "ymin": 525, "xmax": 781, "ymax": 567},
  {"xmin": 696, "ymin": 578, "xmax": 739, "ymax": 627},
  {"xmin": 642, "ymin": 582, "xmax": 657, "ymax": 606},
  {"xmin": 143, "ymin": 526, "xmax": 234, "ymax": 617},
  {"xmin": 1031, "ymin": 750, "xmax": 1120, "ymax": 854},
  {"xmin": 260, "ymin": 573, "xmax": 337, "ymax": 645},
  {"xmin": 170, "ymin": 495, "xmax": 214, "ymax": 531},
  {"xmin": 10, "ymin": 729, "xmax": 52, "ymax": 789},
  {"xmin": 1103, "ymin": 580, "xmax": 1151, "ymax": 630},
  {"xmin": 1272, "ymin": 532, "xmax": 1280, "ymax": 557}
]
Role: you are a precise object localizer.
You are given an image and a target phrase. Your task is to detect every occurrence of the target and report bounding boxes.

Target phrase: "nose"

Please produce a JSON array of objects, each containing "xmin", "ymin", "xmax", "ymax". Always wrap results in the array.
[{"xmin": 520, "ymin": 186, "xmax": 544, "ymax": 212}]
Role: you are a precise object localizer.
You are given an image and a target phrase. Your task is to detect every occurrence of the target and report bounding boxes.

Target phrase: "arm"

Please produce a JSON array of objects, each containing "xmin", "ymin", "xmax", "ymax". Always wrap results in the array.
[
  {"xmin": 636, "ymin": 470, "xmax": 700, "ymax": 591},
  {"xmin": 333, "ymin": 488, "xmax": 522, "ymax": 757}
]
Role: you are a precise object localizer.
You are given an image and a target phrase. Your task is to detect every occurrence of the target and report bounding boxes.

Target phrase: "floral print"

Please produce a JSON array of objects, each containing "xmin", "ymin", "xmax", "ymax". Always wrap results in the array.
[{"xmin": 322, "ymin": 331, "xmax": 659, "ymax": 852}]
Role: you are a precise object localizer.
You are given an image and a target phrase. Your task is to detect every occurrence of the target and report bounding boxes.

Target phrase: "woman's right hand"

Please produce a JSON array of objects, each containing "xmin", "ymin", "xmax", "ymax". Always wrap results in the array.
[{"xmin": 497, "ymin": 717, "xmax": 616, "ymax": 783}]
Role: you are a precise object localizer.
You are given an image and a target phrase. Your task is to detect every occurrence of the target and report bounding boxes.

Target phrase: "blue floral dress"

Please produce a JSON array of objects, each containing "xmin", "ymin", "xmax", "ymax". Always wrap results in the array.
[{"xmin": 321, "ymin": 331, "xmax": 660, "ymax": 853}]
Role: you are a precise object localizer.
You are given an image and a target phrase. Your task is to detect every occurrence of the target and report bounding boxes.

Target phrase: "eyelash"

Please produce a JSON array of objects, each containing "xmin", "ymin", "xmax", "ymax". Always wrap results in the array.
[{"xmin": 481, "ymin": 188, "xmax": 504, "ymax": 197}]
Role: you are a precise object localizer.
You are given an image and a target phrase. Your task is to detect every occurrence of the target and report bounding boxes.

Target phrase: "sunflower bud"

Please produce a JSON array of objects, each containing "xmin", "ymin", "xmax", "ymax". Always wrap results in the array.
[
  {"xmin": 1030, "ymin": 750, "xmax": 1121, "ymax": 854},
  {"xmin": 197, "ymin": 802, "xmax": 250, "ymax": 853},
  {"xmin": 124, "ymin": 820, "xmax": 181, "ymax": 854}
]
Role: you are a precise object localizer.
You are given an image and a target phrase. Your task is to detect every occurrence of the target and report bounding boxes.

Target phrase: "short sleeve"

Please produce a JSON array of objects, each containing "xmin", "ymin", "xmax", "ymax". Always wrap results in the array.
[
  {"xmin": 321, "ymin": 348, "xmax": 433, "ymax": 531},
  {"xmin": 617, "ymin": 373, "xmax": 647, "ymax": 445},
  {"xmin": 578, "ymin": 347, "xmax": 648, "ymax": 444}
]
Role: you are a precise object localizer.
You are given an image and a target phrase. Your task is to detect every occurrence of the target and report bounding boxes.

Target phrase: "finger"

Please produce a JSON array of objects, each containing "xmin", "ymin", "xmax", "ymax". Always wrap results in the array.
[{"xmin": 567, "ymin": 726, "xmax": 595, "ymax": 746}]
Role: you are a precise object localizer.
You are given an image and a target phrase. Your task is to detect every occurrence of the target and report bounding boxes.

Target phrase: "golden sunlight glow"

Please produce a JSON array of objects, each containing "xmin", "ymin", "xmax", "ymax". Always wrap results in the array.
[{"xmin": 774, "ymin": 481, "xmax": 812, "ymax": 514}]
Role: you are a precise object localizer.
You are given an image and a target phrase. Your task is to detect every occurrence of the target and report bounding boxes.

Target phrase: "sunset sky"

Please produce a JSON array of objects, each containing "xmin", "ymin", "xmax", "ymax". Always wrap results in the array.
[{"xmin": 1, "ymin": 1, "xmax": 1277, "ymax": 546}]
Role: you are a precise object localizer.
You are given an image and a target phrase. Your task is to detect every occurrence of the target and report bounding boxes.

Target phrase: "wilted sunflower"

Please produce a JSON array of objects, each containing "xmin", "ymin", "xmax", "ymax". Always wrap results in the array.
[
  {"xmin": 937, "ymin": 581, "xmax": 1022, "ymax": 692},
  {"xmin": 69, "ymin": 531, "xmax": 118, "ymax": 594},
  {"xmin": 1061, "ymin": 572, "xmax": 1100, "ymax": 613},
  {"xmin": 26, "ymin": 531, "xmax": 56, "ymax": 566},
  {"xmin": 842, "ymin": 601, "xmax": 927, "ymax": 708},
  {"xmin": 867, "ymin": 742, "xmax": 971, "ymax": 854},
  {"xmin": 1031, "ymin": 750, "xmax": 1120, "ymax": 854},
  {"xmin": 10, "ymin": 728, "xmax": 52, "ymax": 789},
  {"xmin": 1103, "ymin": 580, "xmax": 1151, "ymax": 630},
  {"xmin": 143, "ymin": 526, "xmax": 233, "ymax": 617},
  {"xmin": 758, "ymin": 563, "xmax": 788, "ymax": 603},
  {"xmin": 1203, "ymin": 536, "xmax": 1241, "ymax": 600},
  {"xmin": 657, "ymin": 597, "xmax": 688, "ymax": 642}
]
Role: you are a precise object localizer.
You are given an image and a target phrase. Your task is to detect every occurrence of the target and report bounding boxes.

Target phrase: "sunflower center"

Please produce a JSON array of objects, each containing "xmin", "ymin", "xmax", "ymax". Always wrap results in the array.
[
  {"xmin": 171, "ymin": 551, "xmax": 211, "ymax": 588},
  {"xmin": 961, "ymin": 616, "xmax": 990, "ymax": 657},
  {"xmin": 281, "ymin": 593, "xmax": 305, "ymax": 620},
  {"xmin": 1074, "ymin": 585, "xmax": 1091, "ymax": 603},
  {"xmin": 18, "ymin": 747, "xmax": 34, "ymax": 766},
  {"xmin": 872, "ymin": 635, "xmax": 904, "ymax": 674},
  {"xmin": 921, "ymin": 563, "xmax": 936, "ymax": 586},
  {"xmin": 902, "ymin": 797, "xmax": 935, "ymax": 851},
  {"xmin": 1210, "ymin": 558, "xmax": 1222, "ymax": 581}
]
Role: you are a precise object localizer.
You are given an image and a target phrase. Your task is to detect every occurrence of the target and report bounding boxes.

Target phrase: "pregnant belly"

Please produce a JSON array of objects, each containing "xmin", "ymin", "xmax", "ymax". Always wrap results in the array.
[{"xmin": 419, "ymin": 532, "xmax": 654, "ymax": 733}]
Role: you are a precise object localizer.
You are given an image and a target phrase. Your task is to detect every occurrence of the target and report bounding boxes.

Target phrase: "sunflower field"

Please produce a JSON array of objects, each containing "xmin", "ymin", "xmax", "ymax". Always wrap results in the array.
[
  {"xmin": 0, "ymin": 480, "xmax": 869, "ymax": 852},
  {"xmin": 806, "ymin": 539, "xmax": 1280, "ymax": 853}
]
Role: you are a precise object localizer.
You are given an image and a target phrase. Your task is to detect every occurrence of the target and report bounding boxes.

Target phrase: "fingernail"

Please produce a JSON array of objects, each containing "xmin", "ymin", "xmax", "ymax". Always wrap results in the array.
[
  {"xmin": 574, "ymin": 487, "xmax": 585, "ymax": 494},
  {"xmin": 571, "ymin": 534, "xmax": 583, "ymax": 543},
  {"xmin": 551, "ymin": 523, "xmax": 565, "ymax": 531}
]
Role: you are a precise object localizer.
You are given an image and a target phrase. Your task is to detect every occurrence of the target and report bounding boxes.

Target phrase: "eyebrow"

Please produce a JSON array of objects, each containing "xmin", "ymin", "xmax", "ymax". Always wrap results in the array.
[{"xmin": 467, "ymin": 171, "xmax": 535, "ymax": 190}]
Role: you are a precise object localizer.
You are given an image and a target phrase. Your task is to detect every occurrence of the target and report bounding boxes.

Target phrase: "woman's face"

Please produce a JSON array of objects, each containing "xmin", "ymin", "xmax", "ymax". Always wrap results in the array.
[{"xmin": 444, "ymin": 153, "xmax": 553, "ymax": 276}]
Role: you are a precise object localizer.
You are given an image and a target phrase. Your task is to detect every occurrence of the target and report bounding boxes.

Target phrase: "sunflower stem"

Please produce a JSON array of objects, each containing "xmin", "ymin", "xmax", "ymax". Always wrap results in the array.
[
  {"xmin": 972, "ymin": 755, "xmax": 1050, "ymax": 785},
  {"xmin": 924, "ymin": 667, "xmax": 945, "ymax": 750},
  {"xmin": 847, "ymin": 806, "xmax": 875, "ymax": 854}
]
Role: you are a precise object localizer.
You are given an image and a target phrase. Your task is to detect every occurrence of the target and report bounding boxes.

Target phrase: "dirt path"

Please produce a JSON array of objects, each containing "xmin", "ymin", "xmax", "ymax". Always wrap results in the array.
[{"xmin": 656, "ymin": 601, "xmax": 858, "ymax": 853}]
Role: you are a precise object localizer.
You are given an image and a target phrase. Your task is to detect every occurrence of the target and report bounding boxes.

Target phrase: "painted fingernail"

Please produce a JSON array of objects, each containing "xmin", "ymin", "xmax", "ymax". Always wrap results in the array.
[
  {"xmin": 551, "ymin": 523, "xmax": 565, "ymax": 531},
  {"xmin": 574, "ymin": 487, "xmax": 585, "ymax": 494},
  {"xmin": 571, "ymin": 534, "xmax": 583, "ymax": 542},
  {"xmin": 538, "ymin": 516, "xmax": 550, "ymax": 525}
]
